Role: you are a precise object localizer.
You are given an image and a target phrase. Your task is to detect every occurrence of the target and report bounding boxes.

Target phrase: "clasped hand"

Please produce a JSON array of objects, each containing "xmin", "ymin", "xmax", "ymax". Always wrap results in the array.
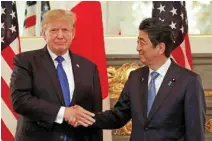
[{"xmin": 64, "ymin": 105, "xmax": 95, "ymax": 127}]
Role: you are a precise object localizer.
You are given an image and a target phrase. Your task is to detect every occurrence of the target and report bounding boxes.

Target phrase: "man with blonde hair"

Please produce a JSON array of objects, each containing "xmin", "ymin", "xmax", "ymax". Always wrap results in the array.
[{"xmin": 10, "ymin": 9, "xmax": 103, "ymax": 141}]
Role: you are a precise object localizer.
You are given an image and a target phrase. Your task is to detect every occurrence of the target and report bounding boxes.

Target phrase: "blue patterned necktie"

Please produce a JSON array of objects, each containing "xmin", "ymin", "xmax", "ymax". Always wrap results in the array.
[
  {"xmin": 147, "ymin": 71, "xmax": 159, "ymax": 116},
  {"xmin": 55, "ymin": 56, "xmax": 70, "ymax": 107}
]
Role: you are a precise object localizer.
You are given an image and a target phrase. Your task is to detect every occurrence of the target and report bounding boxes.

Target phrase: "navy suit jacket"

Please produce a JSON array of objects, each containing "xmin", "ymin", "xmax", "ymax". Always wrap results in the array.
[
  {"xmin": 10, "ymin": 46, "xmax": 103, "ymax": 141},
  {"xmin": 94, "ymin": 60, "xmax": 206, "ymax": 141}
]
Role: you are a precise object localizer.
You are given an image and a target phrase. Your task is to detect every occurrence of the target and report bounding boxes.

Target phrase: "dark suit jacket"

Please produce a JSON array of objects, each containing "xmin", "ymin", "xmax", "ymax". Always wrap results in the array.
[
  {"xmin": 10, "ymin": 47, "xmax": 103, "ymax": 141},
  {"xmin": 94, "ymin": 60, "xmax": 206, "ymax": 141}
]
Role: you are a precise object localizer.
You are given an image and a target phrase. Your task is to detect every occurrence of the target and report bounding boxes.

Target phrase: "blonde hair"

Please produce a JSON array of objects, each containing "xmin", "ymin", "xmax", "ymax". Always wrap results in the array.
[{"xmin": 42, "ymin": 9, "xmax": 76, "ymax": 32}]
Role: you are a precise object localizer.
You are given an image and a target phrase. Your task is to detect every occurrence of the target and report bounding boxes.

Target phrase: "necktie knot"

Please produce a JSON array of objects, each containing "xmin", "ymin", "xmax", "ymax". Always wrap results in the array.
[
  {"xmin": 55, "ymin": 56, "xmax": 64, "ymax": 64},
  {"xmin": 150, "ymin": 71, "xmax": 159, "ymax": 80}
]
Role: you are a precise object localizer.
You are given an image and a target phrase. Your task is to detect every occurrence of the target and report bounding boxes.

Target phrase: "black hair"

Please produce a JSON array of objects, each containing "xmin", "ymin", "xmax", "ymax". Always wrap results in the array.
[{"xmin": 139, "ymin": 18, "xmax": 174, "ymax": 57}]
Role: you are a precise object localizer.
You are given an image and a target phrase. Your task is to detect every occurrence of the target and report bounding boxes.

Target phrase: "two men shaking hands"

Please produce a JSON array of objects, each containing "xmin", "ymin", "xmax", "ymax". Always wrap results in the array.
[{"xmin": 64, "ymin": 105, "xmax": 95, "ymax": 127}]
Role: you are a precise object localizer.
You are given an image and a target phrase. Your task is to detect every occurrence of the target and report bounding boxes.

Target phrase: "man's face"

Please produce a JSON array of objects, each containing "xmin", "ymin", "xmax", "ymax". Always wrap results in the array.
[
  {"xmin": 136, "ymin": 30, "xmax": 160, "ymax": 66},
  {"xmin": 43, "ymin": 20, "xmax": 75, "ymax": 55}
]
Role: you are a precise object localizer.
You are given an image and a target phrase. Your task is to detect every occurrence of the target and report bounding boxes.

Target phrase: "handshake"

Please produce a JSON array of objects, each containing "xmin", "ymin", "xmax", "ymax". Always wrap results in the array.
[{"xmin": 63, "ymin": 105, "xmax": 96, "ymax": 127}]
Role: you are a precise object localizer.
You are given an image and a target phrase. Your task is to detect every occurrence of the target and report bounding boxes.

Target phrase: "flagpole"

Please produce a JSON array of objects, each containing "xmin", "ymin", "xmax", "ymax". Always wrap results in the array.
[{"xmin": 36, "ymin": 1, "xmax": 41, "ymax": 36}]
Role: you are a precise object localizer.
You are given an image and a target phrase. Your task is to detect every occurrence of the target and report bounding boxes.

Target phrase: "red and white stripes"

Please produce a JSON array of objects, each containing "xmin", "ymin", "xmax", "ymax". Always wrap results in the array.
[
  {"xmin": 171, "ymin": 33, "xmax": 192, "ymax": 70},
  {"xmin": 1, "ymin": 39, "xmax": 20, "ymax": 141},
  {"xmin": 23, "ymin": 2, "xmax": 37, "ymax": 36}
]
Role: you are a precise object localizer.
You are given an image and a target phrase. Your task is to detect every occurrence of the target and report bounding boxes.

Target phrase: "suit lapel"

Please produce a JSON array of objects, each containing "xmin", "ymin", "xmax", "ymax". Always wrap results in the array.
[
  {"xmin": 40, "ymin": 47, "xmax": 65, "ymax": 105},
  {"xmin": 147, "ymin": 61, "xmax": 180, "ymax": 122},
  {"xmin": 68, "ymin": 51, "xmax": 80, "ymax": 106},
  {"xmin": 140, "ymin": 67, "xmax": 149, "ymax": 121},
  {"xmin": 134, "ymin": 67, "xmax": 149, "ymax": 124}
]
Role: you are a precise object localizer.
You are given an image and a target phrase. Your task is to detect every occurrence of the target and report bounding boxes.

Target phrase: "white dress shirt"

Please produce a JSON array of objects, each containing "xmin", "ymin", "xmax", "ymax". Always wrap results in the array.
[
  {"xmin": 47, "ymin": 47, "xmax": 75, "ymax": 124},
  {"xmin": 148, "ymin": 58, "xmax": 171, "ymax": 94}
]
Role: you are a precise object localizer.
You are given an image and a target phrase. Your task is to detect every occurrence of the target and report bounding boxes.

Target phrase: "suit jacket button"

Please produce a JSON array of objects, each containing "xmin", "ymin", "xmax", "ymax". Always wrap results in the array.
[{"xmin": 145, "ymin": 127, "xmax": 148, "ymax": 131}]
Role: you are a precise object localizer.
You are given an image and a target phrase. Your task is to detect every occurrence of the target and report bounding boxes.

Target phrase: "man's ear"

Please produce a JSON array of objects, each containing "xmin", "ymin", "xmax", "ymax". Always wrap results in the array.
[
  {"xmin": 71, "ymin": 28, "xmax": 75, "ymax": 38},
  {"xmin": 42, "ymin": 31, "xmax": 47, "ymax": 40},
  {"xmin": 157, "ymin": 42, "xmax": 166, "ymax": 55}
]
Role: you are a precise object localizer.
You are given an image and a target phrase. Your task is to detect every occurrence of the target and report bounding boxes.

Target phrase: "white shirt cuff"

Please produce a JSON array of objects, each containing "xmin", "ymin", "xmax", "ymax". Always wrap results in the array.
[{"xmin": 55, "ymin": 106, "xmax": 65, "ymax": 124}]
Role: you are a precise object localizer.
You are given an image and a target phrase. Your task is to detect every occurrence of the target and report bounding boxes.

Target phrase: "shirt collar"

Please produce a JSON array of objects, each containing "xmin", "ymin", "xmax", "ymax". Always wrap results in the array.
[
  {"xmin": 149, "ymin": 58, "xmax": 171, "ymax": 77},
  {"xmin": 47, "ymin": 46, "xmax": 70, "ymax": 62}
]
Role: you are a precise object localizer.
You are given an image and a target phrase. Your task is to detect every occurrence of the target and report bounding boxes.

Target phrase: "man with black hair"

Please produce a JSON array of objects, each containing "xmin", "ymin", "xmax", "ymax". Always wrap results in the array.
[{"xmin": 73, "ymin": 18, "xmax": 206, "ymax": 141}]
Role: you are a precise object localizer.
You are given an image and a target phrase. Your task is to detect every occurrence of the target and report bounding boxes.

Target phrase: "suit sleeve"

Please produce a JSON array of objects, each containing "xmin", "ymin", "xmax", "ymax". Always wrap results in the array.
[
  {"xmin": 184, "ymin": 74, "xmax": 206, "ymax": 141},
  {"xmin": 10, "ymin": 54, "xmax": 61, "ymax": 126},
  {"xmin": 93, "ymin": 72, "xmax": 132, "ymax": 129},
  {"xmin": 90, "ymin": 65, "xmax": 103, "ymax": 141}
]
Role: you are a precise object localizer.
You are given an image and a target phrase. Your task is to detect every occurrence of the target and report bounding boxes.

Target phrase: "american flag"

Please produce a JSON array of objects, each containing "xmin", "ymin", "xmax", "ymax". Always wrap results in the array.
[
  {"xmin": 1, "ymin": 1, "xmax": 20, "ymax": 140},
  {"xmin": 41, "ymin": 1, "xmax": 50, "ymax": 22},
  {"xmin": 152, "ymin": 1, "xmax": 192, "ymax": 69},
  {"xmin": 23, "ymin": 1, "xmax": 37, "ymax": 36}
]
